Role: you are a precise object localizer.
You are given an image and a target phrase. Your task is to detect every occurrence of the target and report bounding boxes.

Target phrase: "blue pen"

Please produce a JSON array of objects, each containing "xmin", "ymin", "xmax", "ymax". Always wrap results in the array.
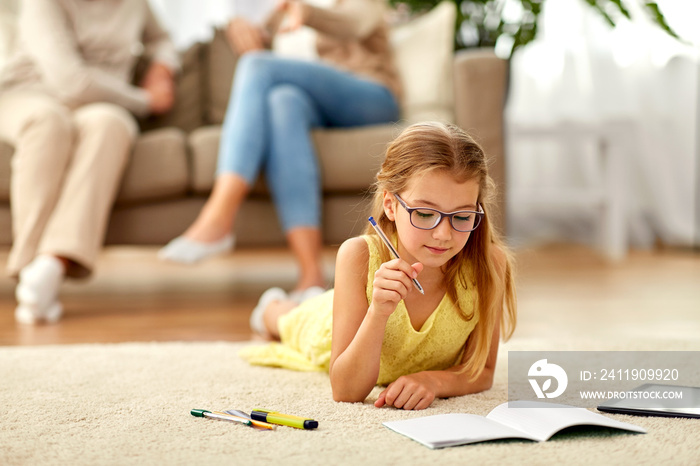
[{"xmin": 368, "ymin": 216, "xmax": 424, "ymax": 294}]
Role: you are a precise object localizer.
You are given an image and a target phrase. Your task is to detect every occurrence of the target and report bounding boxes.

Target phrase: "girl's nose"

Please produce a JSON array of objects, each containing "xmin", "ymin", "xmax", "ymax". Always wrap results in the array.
[{"xmin": 431, "ymin": 216, "xmax": 452, "ymax": 240}]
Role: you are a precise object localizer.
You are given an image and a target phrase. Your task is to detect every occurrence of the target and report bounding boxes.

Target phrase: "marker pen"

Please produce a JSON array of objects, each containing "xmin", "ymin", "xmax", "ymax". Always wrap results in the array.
[{"xmin": 251, "ymin": 409, "xmax": 318, "ymax": 429}]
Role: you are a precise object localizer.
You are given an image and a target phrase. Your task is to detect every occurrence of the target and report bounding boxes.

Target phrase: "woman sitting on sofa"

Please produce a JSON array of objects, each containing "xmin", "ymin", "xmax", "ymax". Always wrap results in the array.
[
  {"xmin": 0, "ymin": 0, "xmax": 179, "ymax": 324},
  {"xmin": 159, "ymin": 0, "xmax": 403, "ymax": 299}
]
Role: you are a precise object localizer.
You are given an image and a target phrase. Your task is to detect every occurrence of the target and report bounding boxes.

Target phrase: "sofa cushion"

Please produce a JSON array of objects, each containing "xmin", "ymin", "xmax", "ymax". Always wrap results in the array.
[
  {"xmin": 203, "ymin": 28, "xmax": 238, "ymax": 125},
  {"xmin": 188, "ymin": 125, "xmax": 221, "ymax": 194},
  {"xmin": 0, "ymin": 140, "xmax": 11, "ymax": 201},
  {"xmin": 105, "ymin": 197, "xmax": 205, "ymax": 245},
  {"xmin": 323, "ymin": 195, "xmax": 374, "ymax": 245},
  {"xmin": 312, "ymin": 124, "xmax": 397, "ymax": 192},
  {"xmin": 390, "ymin": 1, "xmax": 456, "ymax": 123},
  {"xmin": 115, "ymin": 128, "xmax": 189, "ymax": 204},
  {"xmin": 0, "ymin": 128, "xmax": 190, "ymax": 206},
  {"xmin": 0, "ymin": 206, "xmax": 10, "ymax": 244},
  {"xmin": 188, "ymin": 124, "xmax": 398, "ymax": 195}
]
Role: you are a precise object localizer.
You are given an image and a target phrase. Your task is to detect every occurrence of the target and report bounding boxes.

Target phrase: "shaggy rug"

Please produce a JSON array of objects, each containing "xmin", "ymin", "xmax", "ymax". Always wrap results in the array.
[{"xmin": 1, "ymin": 338, "xmax": 699, "ymax": 465}]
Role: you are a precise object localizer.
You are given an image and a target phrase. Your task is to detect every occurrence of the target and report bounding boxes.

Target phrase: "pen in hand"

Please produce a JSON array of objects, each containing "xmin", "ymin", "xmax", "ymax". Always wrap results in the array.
[{"xmin": 368, "ymin": 216, "xmax": 424, "ymax": 294}]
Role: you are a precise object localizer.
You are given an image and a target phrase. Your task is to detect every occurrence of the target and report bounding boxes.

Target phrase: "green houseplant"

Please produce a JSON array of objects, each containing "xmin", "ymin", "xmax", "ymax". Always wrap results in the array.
[{"xmin": 389, "ymin": 0, "xmax": 680, "ymax": 56}]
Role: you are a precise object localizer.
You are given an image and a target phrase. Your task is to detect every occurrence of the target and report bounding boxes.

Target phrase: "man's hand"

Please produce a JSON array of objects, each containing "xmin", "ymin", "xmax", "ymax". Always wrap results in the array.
[
  {"xmin": 139, "ymin": 62, "xmax": 174, "ymax": 115},
  {"xmin": 226, "ymin": 17, "xmax": 267, "ymax": 55}
]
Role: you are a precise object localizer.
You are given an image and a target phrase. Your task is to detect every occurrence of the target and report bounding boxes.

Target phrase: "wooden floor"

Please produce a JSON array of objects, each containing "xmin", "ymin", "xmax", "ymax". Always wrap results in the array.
[{"xmin": 1, "ymin": 244, "xmax": 699, "ymax": 346}]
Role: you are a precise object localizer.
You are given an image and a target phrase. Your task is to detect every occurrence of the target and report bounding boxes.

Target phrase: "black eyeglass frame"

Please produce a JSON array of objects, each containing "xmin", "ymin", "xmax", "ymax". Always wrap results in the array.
[{"xmin": 393, "ymin": 193, "xmax": 484, "ymax": 232}]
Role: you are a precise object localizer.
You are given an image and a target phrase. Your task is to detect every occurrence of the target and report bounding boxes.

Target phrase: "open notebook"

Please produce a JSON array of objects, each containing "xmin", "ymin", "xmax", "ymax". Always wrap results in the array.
[{"xmin": 383, "ymin": 401, "xmax": 646, "ymax": 449}]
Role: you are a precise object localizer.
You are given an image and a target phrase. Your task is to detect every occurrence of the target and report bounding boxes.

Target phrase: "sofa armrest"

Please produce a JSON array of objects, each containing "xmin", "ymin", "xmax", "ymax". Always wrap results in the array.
[{"xmin": 452, "ymin": 48, "xmax": 509, "ymax": 234}]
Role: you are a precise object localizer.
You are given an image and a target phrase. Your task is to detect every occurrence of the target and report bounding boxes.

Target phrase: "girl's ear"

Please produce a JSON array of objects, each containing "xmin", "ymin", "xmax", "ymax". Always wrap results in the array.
[{"xmin": 382, "ymin": 191, "xmax": 397, "ymax": 221}]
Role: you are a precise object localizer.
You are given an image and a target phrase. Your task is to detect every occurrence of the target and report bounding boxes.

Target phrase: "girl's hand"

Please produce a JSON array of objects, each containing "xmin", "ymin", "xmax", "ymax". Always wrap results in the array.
[
  {"xmin": 375, "ymin": 372, "xmax": 437, "ymax": 410},
  {"xmin": 370, "ymin": 259, "xmax": 423, "ymax": 319}
]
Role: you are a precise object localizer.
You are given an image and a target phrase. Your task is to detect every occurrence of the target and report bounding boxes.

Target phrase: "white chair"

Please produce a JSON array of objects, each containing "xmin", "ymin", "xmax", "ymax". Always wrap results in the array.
[{"xmin": 506, "ymin": 119, "xmax": 630, "ymax": 261}]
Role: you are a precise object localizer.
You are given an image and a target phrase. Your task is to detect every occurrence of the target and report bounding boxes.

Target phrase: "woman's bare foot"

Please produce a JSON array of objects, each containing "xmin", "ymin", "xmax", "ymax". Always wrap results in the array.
[
  {"xmin": 181, "ymin": 201, "xmax": 235, "ymax": 243},
  {"xmin": 158, "ymin": 174, "xmax": 249, "ymax": 263},
  {"xmin": 158, "ymin": 233, "xmax": 235, "ymax": 264}
]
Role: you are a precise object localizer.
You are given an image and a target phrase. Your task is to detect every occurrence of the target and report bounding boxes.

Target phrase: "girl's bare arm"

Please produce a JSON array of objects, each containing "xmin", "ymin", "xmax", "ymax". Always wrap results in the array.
[{"xmin": 329, "ymin": 237, "xmax": 420, "ymax": 402}]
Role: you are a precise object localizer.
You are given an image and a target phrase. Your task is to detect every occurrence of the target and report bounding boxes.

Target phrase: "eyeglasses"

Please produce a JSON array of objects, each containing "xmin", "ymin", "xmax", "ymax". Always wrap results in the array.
[{"xmin": 394, "ymin": 193, "xmax": 484, "ymax": 232}]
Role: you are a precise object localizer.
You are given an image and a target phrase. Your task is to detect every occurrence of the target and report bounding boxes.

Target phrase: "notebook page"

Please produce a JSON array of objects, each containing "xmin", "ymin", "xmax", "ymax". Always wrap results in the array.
[
  {"xmin": 384, "ymin": 413, "xmax": 539, "ymax": 449},
  {"xmin": 486, "ymin": 401, "xmax": 646, "ymax": 442}
]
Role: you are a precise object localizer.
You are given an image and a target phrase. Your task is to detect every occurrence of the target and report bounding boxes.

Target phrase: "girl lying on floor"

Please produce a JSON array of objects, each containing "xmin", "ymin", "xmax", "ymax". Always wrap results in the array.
[{"xmin": 240, "ymin": 121, "xmax": 517, "ymax": 410}]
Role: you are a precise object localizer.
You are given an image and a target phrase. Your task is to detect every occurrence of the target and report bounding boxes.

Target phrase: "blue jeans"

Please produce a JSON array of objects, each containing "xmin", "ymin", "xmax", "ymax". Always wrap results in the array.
[{"xmin": 217, "ymin": 52, "xmax": 400, "ymax": 231}]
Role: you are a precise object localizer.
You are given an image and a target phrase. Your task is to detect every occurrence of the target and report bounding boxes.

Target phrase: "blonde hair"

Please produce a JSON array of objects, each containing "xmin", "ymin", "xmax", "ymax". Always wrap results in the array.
[{"xmin": 365, "ymin": 121, "xmax": 517, "ymax": 380}]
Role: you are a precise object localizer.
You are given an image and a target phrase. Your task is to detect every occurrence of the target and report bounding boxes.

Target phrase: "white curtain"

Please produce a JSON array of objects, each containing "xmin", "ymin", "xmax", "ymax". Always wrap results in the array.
[
  {"xmin": 147, "ymin": 0, "xmax": 277, "ymax": 50},
  {"xmin": 505, "ymin": 0, "xmax": 698, "ymax": 250},
  {"xmin": 147, "ymin": 0, "xmax": 334, "ymax": 52}
]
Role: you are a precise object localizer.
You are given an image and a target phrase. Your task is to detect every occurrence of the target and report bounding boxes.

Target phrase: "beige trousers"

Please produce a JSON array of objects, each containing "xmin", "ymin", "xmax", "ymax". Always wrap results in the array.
[{"xmin": 0, "ymin": 90, "xmax": 138, "ymax": 279}]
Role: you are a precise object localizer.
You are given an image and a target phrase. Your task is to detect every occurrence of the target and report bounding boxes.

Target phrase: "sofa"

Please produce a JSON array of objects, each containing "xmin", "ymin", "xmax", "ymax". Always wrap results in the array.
[{"xmin": 0, "ymin": 2, "xmax": 508, "ymax": 249}]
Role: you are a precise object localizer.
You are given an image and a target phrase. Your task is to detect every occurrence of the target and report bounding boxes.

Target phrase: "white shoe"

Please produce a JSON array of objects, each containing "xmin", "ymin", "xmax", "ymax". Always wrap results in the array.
[
  {"xmin": 16, "ymin": 255, "xmax": 64, "ymax": 305},
  {"xmin": 289, "ymin": 286, "xmax": 326, "ymax": 304},
  {"xmin": 15, "ymin": 255, "xmax": 65, "ymax": 324},
  {"xmin": 249, "ymin": 287, "xmax": 288, "ymax": 336},
  {"xmin": 158, "ymin": 234, "xmax": 235, "ymax": 264},
  {"xmin": 15, "ymin": 301, "xmax": 63, "ymax": 325}
]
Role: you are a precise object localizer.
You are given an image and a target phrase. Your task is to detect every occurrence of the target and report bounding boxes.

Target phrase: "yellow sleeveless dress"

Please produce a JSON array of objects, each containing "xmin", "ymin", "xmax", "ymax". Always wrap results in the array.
[{"xmin": 238, "ymin": 235, "xmax": 479, "ymax": 386}]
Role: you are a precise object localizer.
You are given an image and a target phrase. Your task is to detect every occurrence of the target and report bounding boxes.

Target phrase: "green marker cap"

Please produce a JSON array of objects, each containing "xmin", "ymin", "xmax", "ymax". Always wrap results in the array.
[{"xmin": 191, "ymin": 409, "xmax": 211, "ymax": 417}]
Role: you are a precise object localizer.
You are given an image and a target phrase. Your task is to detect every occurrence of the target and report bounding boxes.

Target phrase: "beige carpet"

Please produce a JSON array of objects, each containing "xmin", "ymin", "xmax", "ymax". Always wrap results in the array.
[{"xmin": 2, "ymin": 338, "xmax": 699, "ymax": 466}]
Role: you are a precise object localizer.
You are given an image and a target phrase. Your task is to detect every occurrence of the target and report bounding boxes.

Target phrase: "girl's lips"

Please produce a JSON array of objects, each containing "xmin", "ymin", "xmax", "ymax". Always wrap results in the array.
[{"xmin": 426, "ymin": 246, "xmax": 449, "ymax": 254}]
